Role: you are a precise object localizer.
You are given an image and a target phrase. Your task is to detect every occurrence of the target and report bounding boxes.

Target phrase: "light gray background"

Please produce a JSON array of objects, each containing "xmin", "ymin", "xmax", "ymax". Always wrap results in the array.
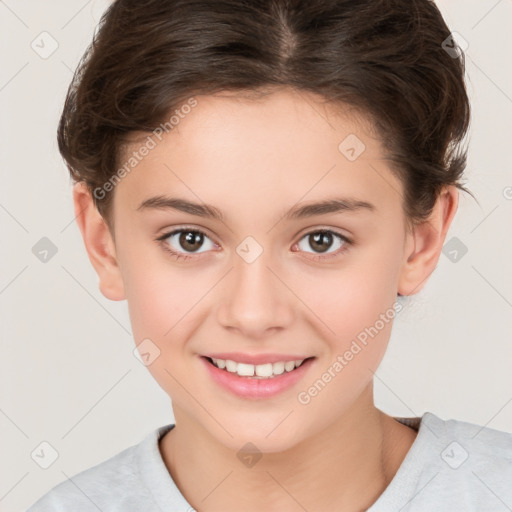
[{"xmin": 1, "ymin": 1, "xmax": 511, "ymax": 510}]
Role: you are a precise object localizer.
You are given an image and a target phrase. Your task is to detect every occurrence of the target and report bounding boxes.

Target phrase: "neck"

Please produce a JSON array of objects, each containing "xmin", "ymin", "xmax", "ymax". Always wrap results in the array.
[{"xmin": 159, "ymin": 384, "xmax": 417, "ymax": 512}]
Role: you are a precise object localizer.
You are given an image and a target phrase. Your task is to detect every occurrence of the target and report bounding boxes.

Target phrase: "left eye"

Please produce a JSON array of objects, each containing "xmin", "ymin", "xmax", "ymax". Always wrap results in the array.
[{"xmin": 295, "ymin": 230, "xmax": 349, "ymax": 255}]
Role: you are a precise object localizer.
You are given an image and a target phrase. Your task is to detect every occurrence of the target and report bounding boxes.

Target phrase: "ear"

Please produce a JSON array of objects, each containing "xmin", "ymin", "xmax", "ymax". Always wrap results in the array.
[
  {"xmin": 398, "ymin": 186, "xmax": 459, "ymax": 296},
  {"xmin": 72, "ymin": 182, "xmax": 126, "ymax": 301}
]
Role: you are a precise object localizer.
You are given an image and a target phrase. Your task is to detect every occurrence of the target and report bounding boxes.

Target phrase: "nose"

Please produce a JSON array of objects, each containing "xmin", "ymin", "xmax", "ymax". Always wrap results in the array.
[{"xmin": 216, "ymin": 249, "xmax": 295, "ymax": 339}]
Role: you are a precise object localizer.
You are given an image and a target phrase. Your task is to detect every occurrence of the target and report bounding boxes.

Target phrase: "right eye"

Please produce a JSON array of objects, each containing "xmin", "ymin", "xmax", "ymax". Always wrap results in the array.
[{"xmin": 156, "ymin": 227, "xmax": 218, "ymax": 260}]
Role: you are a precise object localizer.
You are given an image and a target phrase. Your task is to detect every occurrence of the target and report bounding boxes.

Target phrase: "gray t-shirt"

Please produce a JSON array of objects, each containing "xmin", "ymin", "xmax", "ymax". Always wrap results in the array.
[{"xmin": 26, "ymin": 412, "xmax": 512, "ymax": 511}]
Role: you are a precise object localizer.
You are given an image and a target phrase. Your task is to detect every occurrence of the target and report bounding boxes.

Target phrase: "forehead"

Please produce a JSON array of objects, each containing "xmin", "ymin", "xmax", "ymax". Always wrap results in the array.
[
  {"xmin": 113, "ymin": 88, "xmax": 403, "ymax": 223},
  {"xmin": 163, "ymin": 88, "xmax": 381, "ymax": 157}
]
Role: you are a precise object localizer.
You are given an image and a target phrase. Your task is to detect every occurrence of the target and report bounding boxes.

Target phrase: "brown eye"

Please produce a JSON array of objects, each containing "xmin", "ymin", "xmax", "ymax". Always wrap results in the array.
[
  {"xmin": 178, "ymin": 231, "xmax": 204, "ymax": 252},
  {"xmin": 308, "ymin": 232, "xmax": 334, "ymax": 253},
  {"xmin": 159, "ymin": 228, "xmax": 217, "ymax": 256},
  {"xmin": 296, "ymin": 230, "xmax": 350, "ymax": 258}
]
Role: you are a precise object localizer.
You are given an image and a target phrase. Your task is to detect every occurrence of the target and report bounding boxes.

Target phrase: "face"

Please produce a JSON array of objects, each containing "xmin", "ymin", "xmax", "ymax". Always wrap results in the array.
[{"xmin": 108, "ymin": 88, "xmax": 411, "ymax": 452}]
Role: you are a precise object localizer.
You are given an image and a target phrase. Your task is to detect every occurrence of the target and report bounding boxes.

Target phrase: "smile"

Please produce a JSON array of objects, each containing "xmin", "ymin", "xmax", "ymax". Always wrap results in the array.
[
  {"xmin": 201, "ymin": 355, "xmax": 316, "ymax": 399},
  {"xmin": 208, "ymin": 357, "xmax": 306, "ymax": 379}
]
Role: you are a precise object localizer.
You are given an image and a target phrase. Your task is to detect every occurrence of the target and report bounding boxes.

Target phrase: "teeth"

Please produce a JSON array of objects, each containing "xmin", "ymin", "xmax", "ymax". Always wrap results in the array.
[
  {"xmin": 237, "ymin": 363, "xmax": 255, "ymax": 376},
  {"xmin": 215, "ymin": 358, "xmax": 226, "ymax": 369},
  {"xmin": 210, "ymin": 358, "xmax": 305, "ymax": 378},
  {"xmin": 284, "ymin": 361, "xmax": 295, "ymax": 372},
  {"xmin": 255, "ymin": 363, "xmax": 273, "ymax": 377},
  {"xmin": 273, "ymin": 361, "xmax": 285, "ymax": 375},
  {"xmin": 225, "ymin": 359, "xmax": 237, "ymax": 372}
]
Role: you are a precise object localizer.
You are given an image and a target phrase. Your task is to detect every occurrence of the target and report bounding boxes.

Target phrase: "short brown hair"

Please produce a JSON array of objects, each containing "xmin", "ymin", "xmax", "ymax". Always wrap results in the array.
[{"xmin": 57, "ymin": 0, "xmax": 471, "ymax": 229}]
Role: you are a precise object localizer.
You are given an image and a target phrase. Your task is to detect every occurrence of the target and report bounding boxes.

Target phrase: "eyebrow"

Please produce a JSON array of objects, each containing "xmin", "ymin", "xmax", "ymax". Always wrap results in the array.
[{"xmin": 136, "ymin": 195, "xmax": 375, "ymax": 221}]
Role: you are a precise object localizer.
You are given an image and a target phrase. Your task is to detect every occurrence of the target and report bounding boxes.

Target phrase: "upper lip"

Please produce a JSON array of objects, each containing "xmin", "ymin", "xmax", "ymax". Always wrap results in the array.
[{"xmin": 203, "ymin": 353, "xmax": 313, "ymax": 365}]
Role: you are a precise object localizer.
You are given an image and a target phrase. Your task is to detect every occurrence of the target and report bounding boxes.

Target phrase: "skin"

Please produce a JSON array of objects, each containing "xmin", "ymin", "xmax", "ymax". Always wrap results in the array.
[{"xmin": 74, "ymin": 87, "xmax": 458, "ymax": 511}]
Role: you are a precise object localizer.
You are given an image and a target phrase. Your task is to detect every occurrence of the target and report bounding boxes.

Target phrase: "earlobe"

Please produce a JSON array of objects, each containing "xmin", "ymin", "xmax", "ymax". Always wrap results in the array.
[
  {"xmin": 398, "ymin": 186, "xmax": 459, "ymax": 296},
  {"xmin": 72, "ymin": 182, "xmax": 126, "ymax": 301}
]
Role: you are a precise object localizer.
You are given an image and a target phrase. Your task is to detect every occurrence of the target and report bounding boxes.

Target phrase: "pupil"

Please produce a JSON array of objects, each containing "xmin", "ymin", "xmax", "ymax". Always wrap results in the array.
[
  {"xmin": 310, "ymin": 232, "xmax": 332, "ymax": 253},
  {"xmin": 180, "ymin": 231, "xmax": 203, "ymax": 252}
]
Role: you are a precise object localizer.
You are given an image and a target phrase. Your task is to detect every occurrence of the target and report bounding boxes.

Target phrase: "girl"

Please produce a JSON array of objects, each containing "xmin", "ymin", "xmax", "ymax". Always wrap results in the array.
[{"xmin": 28, "ymin": 0, "xmax": 512, "ymax": 510}]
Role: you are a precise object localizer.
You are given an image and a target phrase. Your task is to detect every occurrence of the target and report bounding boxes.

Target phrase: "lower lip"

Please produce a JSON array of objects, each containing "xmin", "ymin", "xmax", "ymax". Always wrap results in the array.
[{"xmin": 201, "ymin": 356, "xmax": 315, "ymax": 399}]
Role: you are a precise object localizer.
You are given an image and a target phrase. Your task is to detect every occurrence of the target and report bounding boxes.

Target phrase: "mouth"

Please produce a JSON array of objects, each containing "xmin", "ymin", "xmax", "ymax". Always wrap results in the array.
[
  {"xmin": 204, "ymin": 356, "xmax": 313, "ymax": 379},
  {"xmin": 200, "ymin": 355, "xmax": 316, "ymax": 399}
]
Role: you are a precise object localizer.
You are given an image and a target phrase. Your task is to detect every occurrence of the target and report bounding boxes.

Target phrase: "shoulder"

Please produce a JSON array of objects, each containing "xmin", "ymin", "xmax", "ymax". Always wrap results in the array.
[
  {"xmin": 372, "ymin": 412, "xmax": 512, "ymax": 512},
  {"xmin": 26, "ymin": 427, "xmax": 168, "ymax": 512},
  {"xmin": 423, "ymin": 413, "xmax": 512, "ymax": 509},
  {"xmin": 425, "ymin": 412, "xmax": 512, "ymax": 469}
]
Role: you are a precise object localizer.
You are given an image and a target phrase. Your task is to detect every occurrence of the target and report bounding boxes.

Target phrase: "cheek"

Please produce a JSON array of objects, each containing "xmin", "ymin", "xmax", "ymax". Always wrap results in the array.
[
  {"xmin": 117, "ymin": 229, "xmax": 205, "ymax": 337},
  {"xmin": 297, "ymin": 248, "xmax": 400, "ymax": 344},
  {"xmin": 292, "ymin": 270, "xmax": 397, "ymax": 424},
  {"xmin": 121, "ymin": 246, "xmax": 221, "ymax": 384},
  {"xmin": 125, "ymin": 264, "xmax": 204, "ymax": 344},
  {"xmin": 124, "ymin": 266, "xmax": 200, "ymax": 397},
  {"xmin": 293, "ymin": 247, "xmax": 401, "ymax": 390}
]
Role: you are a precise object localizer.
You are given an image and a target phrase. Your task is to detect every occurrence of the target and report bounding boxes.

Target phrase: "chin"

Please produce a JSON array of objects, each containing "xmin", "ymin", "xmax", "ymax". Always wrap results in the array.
[{"xmin": 212, "ymin": 416, "xmax": 309, "ymax": 455}]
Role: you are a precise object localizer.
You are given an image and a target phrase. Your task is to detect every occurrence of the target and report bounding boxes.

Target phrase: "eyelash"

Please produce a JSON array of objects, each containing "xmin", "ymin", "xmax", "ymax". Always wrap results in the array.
[{"xmin": 155, "ymin": 226, "xmax": 353, "ymax": 262}]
